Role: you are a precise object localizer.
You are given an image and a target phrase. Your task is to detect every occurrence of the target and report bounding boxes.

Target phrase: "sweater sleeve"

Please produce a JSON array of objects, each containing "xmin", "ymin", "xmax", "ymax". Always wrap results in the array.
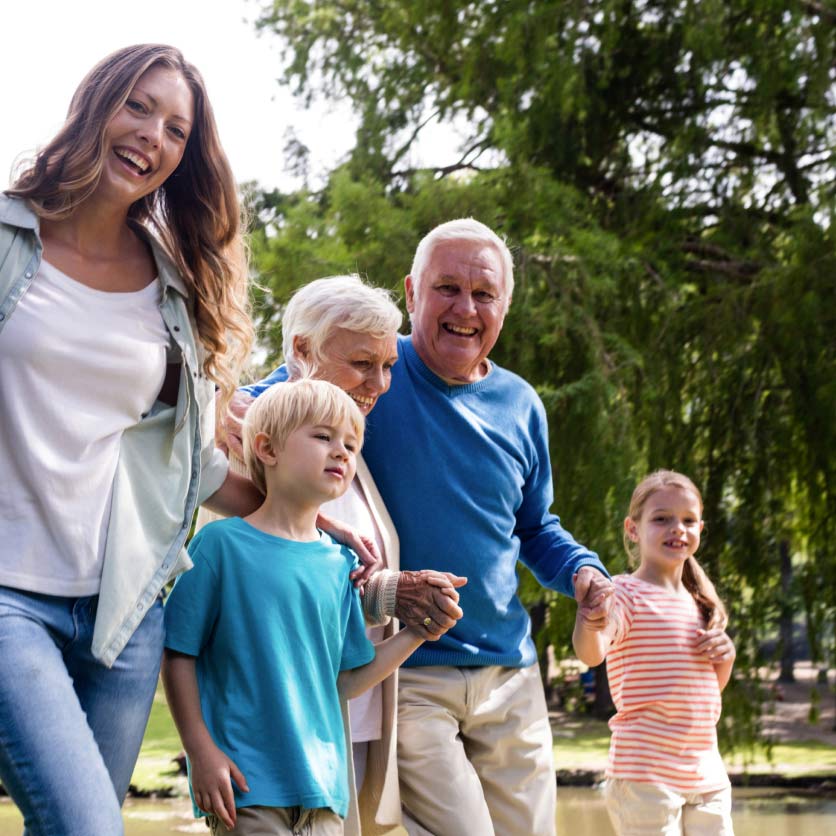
[
  {"xmin": 239, "ymin": 364, "xmax": 288, "ymax": 398},
  {"xmin": 514, "ymin": 399, "xmax": 609, "ymax": 597}
]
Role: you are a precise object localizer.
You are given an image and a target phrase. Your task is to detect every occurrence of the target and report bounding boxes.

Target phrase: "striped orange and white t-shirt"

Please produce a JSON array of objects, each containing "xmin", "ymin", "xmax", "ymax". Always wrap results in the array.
[{"xmin": 605, "ymin": 574, "xmax": 730, "ymax": 793}]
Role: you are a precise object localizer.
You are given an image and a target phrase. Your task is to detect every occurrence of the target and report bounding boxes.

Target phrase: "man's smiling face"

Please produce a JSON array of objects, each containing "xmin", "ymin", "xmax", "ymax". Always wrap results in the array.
[{"xmin": 406, "ymin": 239, "xmax": 508, "ymax": 384}]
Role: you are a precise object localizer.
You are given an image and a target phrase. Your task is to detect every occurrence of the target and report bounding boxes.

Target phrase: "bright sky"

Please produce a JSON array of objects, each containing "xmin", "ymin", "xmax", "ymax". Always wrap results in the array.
[{"xmin": 1, "ymin": 0, "xmax": 359, "ymax": 192}]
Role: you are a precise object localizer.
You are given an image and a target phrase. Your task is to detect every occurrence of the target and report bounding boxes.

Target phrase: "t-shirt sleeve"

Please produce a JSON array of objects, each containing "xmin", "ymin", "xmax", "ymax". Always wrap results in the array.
[
  {"xmin": 164, "ymin": 530, "xmax": 221, "ymax": 656},
  {"xmin": 338, "ymin": 556, "xmax": 375, "ymax": 672},
  {"xmin": 610, "ymin": 577, "xmax": 635, "ymax": 646}
]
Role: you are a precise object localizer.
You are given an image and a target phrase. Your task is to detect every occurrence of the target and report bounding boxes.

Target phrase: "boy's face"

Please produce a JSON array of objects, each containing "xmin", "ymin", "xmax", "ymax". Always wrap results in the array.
[{"xmin": 269, "ymin": 419, "xmax": 359, "ymax": 505}]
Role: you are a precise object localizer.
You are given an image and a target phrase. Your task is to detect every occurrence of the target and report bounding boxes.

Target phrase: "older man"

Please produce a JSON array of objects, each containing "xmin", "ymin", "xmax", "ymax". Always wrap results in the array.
[{"xmin": 237, "ymin": 219, "xmax": 611, "ymax": 836}]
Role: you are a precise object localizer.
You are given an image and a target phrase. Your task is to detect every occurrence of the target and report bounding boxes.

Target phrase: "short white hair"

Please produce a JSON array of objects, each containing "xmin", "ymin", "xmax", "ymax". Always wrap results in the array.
[
  {"xmin": 409, "ymin": 218, "xmax": 515, "ymax": 310},
  {"xmin": 282, "ymin": 275, "xmax": 403, "ymax": 378}
]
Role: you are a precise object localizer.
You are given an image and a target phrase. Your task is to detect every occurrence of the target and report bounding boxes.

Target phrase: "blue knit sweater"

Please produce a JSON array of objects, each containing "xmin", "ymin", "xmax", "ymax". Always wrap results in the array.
[{"xmin": 243, "ymin": 335, "xmax": 607, "ymax": 668}]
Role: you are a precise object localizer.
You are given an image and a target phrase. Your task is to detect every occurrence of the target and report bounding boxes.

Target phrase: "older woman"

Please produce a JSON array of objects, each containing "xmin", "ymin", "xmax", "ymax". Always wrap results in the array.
[{"xmin": 201, "ymin": 275, "xmax": 465, "ymax": 835}]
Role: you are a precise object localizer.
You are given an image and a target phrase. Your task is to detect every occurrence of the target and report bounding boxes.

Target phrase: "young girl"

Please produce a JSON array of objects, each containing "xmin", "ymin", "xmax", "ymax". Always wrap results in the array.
[{"xmin": 573, "ymin": 470, "xmax": 736, "ymax": 835}]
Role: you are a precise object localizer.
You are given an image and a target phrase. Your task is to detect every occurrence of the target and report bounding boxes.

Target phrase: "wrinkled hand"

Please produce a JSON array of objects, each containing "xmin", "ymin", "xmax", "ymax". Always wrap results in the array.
[
  {"xmin": 395, "ymin": 570, "xmax": 467, "ymax": 640},
  {"xmin": 317, "ymin": 513, "xmax": 384, "ymax": 587},
  {"xmin": 574, "ymin": 567, "xmax": 614, "ymax": 632},
  {"xmin": 348, "ymin": 534, "xmax": 384, "ymax": 587},
  {"xmin": 696, "ymin": 628, "xmax": 736, "ymax": 664},
  {"xmin": 220, "ymin": 390, "xmax": 255, "ymax": 460},
  {"xmin": 189, "ymin": 740, "xmax": 249, "ymax": 831}
]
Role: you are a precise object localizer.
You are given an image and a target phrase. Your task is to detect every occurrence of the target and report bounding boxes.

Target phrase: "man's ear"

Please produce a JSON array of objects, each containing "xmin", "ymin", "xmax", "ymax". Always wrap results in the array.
[{"xmin": 404, "ymin": 274, "xmax": 415, "ymax": 313}]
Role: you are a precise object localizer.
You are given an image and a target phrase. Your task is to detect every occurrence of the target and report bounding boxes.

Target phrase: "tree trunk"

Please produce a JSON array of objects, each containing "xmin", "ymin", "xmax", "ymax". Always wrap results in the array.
[
  {"xmin": 778, "ymin": 539, "xmax": 795, "ymax": 683},
  {"xmin": 529, "ymin": 601, "xmax": 554, "ymax": 704},
  {"xmin": 592, "ymin": 663, "xmax": 614, "ymax": 718}
]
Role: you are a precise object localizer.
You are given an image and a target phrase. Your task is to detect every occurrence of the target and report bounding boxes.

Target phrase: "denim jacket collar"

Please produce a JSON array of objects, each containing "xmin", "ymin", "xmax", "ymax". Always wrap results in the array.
[{"xmin": 0, "ymin": 193, "xmax": 189, "ymax": 299}]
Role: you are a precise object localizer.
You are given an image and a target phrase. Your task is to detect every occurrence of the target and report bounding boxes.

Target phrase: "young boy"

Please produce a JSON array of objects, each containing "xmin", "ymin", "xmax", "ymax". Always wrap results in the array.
[{"xmin": 162, "ymin": 379, "xmax": 447, "ymax": 835}]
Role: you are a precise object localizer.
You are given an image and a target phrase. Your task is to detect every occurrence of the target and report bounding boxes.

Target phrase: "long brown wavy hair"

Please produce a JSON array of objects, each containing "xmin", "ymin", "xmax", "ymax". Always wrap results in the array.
[
  {"xmin": 624, "ymin": 470, "xmax": 728, "ymax": 630},
  {"xmin": 8, "ymin": 44, "xmax": 253, "ymax": 406}
]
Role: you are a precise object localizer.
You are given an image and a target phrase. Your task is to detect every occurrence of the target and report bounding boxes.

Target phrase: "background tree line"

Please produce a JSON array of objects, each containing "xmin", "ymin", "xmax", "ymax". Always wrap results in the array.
[{"xmin": 243, "ymin": 0, "xmax": 836, "ymax": 749}]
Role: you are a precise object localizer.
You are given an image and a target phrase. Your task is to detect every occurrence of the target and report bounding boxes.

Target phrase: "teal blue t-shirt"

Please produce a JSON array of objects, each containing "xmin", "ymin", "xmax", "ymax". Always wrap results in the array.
[{"xmin": 163, "ymin": 517, "xmax": 375, "ymax": 818}]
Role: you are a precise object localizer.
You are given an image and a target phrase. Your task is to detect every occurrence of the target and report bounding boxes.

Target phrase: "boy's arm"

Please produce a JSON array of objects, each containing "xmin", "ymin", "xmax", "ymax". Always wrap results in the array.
[
  {"xmin": 161, "ymin": 650, "xmax": 249, "ymax": 830},
  {"xmin": 695, "ymin": 629, "xmax": 736, "ymax": 691},
  {"xmin": 337, "ymin": 626, "xmax": 424, "ymax": 701}
]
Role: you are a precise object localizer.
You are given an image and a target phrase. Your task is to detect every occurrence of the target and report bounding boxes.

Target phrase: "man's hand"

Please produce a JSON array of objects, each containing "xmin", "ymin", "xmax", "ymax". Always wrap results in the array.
[
  {"xmin": 395, "ymin": 570, "xmax": 467, "ymax": 640},
  {"xmin": 574, "ymin": 566, "xmax": 614, "ymax": 632},
  {"xmin": 220, "ymin": 390, "xmax": 255, "ymax": 459},
  {"xmin": 189, "ymin": 740, "xmax": 249, "ymax": 831}
]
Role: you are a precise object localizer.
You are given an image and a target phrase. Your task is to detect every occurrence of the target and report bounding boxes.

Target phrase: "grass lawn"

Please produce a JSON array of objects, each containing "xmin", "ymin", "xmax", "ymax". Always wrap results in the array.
[
  {"xmin": 132, "ymin": 685, "xmax": 836, "ymax": 795},
  {"xmin": 130, "ymin": 686, "xmax": 188, "ymax": 795},
  {"xmin": 552, "ymin": 714, "xmax": 836, "ymax": 777}
]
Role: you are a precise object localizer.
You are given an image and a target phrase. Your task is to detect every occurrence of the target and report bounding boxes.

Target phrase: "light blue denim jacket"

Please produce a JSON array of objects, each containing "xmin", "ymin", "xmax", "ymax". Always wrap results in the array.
[{"xmin": 0, "ymin": 194, "xmax": 229, "ymax": 666}]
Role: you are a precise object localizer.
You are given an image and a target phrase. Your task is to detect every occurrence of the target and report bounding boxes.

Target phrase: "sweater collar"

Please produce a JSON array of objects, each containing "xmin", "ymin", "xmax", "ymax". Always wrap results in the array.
[{"xmin": 401, "ymin": 334, "xmax": 496, "ymax": 395}]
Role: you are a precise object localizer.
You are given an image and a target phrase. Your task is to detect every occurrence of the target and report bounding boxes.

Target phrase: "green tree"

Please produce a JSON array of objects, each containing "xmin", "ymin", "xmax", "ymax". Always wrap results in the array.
[{"xmin": 249, "ymin": 0, "xmax": 836, "ymax": 746}]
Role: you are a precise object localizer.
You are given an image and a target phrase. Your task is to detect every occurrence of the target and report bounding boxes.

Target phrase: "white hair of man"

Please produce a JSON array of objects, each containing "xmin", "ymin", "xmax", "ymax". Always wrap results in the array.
[
  {"xmin": 282, "ymin": 274, "xmax": 403, "ymax": 378},
  {"xmin": 409, "ymin": 218, "xmax": 515, "ymax": 312}
]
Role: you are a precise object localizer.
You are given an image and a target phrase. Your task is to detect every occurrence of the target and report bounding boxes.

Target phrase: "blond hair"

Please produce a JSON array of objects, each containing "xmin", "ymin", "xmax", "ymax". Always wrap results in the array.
[
  {"xmin": 242, "ymin": 379, "xmax": 365, "ymax": 495},
  {"xmin": 8, "ymin": 44, "xmax": 253, "ymax": 412},
  {"xmin": 625, "ymin": 469, "xmax": 728, "ymax": 630}
]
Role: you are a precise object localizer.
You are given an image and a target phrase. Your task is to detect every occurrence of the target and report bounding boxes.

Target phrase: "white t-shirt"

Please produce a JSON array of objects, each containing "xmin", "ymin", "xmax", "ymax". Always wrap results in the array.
[
  {"xmin": 0, "ymin": 260, "xmax": 169, "ymax": 595},
  {"xmin": 322, "ymin": 478, "xmax": 386, "ymax": 742}
]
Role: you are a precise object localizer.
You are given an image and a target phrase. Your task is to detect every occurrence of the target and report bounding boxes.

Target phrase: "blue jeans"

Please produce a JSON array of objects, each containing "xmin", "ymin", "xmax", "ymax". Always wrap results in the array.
[{"xmin": 0, "ymin": 586, "xmax": 164, "ymax": 836}]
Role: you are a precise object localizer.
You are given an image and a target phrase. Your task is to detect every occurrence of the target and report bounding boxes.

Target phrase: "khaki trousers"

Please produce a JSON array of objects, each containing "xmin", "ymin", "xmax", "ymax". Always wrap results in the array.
[
  {"xmin": 397, "ymin": 664, "xmax": 556, "ymax": 836},
  {"xmin": 604, "ymin": 779, "xmax": 734, "ymax": 835},
  {"xmin": 208, "ymin": 806, "xmax": 344, "ymax": 836}
]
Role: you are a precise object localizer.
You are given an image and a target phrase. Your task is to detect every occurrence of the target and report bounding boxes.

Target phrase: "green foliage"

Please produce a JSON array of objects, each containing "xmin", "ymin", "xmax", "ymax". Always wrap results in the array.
[{"xmin": 249, "ymin": 0, "xmax": 836, "ymax": 753}]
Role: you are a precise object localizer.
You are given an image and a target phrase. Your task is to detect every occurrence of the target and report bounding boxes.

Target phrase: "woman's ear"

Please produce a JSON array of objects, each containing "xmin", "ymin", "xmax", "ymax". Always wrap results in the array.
[
  {"xmin": 292, "ymin": 335, "xmax": 310, "ymax": 361},
  {"xmin": 624, "ymin": 517, "xmax": 639, "ymax": 542}
]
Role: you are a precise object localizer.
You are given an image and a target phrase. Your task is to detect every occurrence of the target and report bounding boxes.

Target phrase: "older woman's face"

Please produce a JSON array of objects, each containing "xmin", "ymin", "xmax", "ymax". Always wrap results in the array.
[{"xmin": 313, "ymin": 328, "xmax": 399, "ymax": 415}]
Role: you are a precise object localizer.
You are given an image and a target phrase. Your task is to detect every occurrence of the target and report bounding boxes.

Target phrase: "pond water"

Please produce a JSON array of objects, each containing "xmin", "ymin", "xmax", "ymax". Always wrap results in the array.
[{"xmin": 0, "ymin": 787, "xmax": 834, "ymax": 834}]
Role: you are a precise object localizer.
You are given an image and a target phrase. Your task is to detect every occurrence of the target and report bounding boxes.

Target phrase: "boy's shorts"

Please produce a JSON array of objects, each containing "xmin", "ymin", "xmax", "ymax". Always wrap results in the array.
[{"xmin": 207, "ymin": 805, "xmax": 344, "ymax": 836}]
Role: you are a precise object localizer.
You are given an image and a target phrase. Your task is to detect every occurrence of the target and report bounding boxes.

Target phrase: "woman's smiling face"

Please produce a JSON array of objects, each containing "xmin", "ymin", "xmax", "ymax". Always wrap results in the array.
[
  {"xmin": 307, "ymin": 327, "xmax": 399, "ymax": 416},
  {"xmin": 99, "ymin": 64, "xmax": 194, "ymax": 207}
]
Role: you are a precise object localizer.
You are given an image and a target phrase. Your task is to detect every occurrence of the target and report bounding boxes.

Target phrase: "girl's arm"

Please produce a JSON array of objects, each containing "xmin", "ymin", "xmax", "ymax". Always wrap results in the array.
[
  {"xmin": 572, "ymin": 609, "xmax": 618, "ymax": 667},
  {"xmin": 695, "ymin": 629, "xmax": 736, "ymax": 691},
  {"xmin": 572, "ymin": 575, "xmax": 618, "ymax": 667},
  {"xmin": 161, "ymin": 650, "xmax": 249, "ymax": 830},
  {"xmin": 338, "ymin": 626, "xmax": 425, "ymax": 701}
]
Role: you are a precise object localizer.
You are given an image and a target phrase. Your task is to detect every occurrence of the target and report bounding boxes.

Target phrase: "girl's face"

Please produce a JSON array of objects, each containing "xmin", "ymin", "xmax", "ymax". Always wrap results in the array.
[
  {"xmin": 98, "ymin": 65, "xmax": 194, "ymax": 208},
  {"xmin": 625, "ymin": 486, "xmax": 704, "ymax": 572}
]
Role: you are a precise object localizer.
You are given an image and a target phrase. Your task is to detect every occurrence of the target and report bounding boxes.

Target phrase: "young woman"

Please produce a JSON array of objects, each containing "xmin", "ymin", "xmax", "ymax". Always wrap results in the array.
[{"xmin": 0, "ymin": 44, "xmax": 259, "ymax": 835}]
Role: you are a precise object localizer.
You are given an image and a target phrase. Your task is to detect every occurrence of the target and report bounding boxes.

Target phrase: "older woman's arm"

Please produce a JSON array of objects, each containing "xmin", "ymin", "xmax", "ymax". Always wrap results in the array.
[{"xmin": 364, "ymin": 569, "xmax": 467, "ymax": 640}]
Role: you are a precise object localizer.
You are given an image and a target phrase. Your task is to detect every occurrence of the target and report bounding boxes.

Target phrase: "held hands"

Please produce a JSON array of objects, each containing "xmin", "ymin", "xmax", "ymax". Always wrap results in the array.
[
  {"xmin": 696, "ymin": 628, "xmax": 736, "ymax": 664},
  {"xmin": 395, "ymin": 570, "xmax": 467, "ymax": 641},
  {"xmin": 189, "ymin": 739, "xmax": 249, "ymax": 831},
  {"xmin": 573, "ymin": 567, "xmax": 615, "ymax": 632}
]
